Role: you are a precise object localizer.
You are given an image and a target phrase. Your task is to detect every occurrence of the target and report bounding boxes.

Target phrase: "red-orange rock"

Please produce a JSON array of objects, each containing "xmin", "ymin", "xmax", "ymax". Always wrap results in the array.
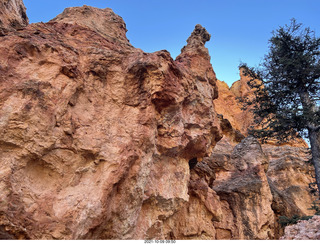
[
  {"xmin": 213, "ymin": 67, "xmax": 255, "ymax": 136},
  {"xmin": 214, "ymin": 67, "xmax": 308, "ymax": 148},
  {"xmin": 0, "ymin": 0, "xmax": 28, "ymax": 35},
  {"xmin": 51, "ymin": 5, "xmax": 132, "ymax": 48},
  {"xmin": 210, "ymin": 136, "xmax": 274, "ymax": 239},
  {"xmin": 0, "ymin": 1, "xmax": 316, "ymax": 240},
  {"xmin": 0, "ymin": 4, "xmax": 221, "ymax": 239},
  {"xmin": 213, "ymin": 69, "xmax": 315, "ymax": 239}
]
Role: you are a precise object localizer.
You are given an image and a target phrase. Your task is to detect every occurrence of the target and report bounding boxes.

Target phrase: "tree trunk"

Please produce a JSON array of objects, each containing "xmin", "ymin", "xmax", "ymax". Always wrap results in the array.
[
  {"xmin": 308, "ymin": 128, "xmax": 320, "ymax": 198},
  {"xmin": 299, "ymin": 90, "xmax": 320, "ymax": 197}
]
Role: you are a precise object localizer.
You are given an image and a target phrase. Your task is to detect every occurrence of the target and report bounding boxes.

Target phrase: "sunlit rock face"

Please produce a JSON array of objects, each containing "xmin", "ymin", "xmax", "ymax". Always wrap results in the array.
[
  {"xmin": 0, "ymin": 3, "xmax": 221, "ymax": 239},
  {"xmin": 208, "ymin": 136, "xmax": 275, "ymax": 240},
  {"xmin": 212, "ymin": 60, "xmax": 315, "ymax": 239},
  {"xmin": 213, "ymin": 67, "xmax": 308, "ymax": 148},
  {"xmin": 0, "ymin": 0, "xmax": 316, "ymax": 240},
  {"xmin": 0, "ymin": 0, "xmax": 28, "ymax": 35}
]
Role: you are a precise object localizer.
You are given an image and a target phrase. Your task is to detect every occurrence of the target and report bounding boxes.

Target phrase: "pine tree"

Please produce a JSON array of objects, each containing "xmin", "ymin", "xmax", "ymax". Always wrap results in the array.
[{"xmin": 241, "ymin": 19, "xmax": 320, "ymax": 196}]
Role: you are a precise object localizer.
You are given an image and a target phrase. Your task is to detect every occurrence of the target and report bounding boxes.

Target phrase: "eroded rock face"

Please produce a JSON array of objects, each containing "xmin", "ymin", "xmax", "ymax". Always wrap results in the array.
[
  {"xmin": 210, "ymin": 137, "xmax": 274, "ymax": 239},
  {"xmin": 0, "ymin": 4, "xmax": 221, "ymax": 240},
  {"xmin": 0, "ymin": 1, "xmax": 316, "ymax": 240},
  {"xmin": 213, "ymin": 68, "xmax": 315, "ymax": 238},
  {"xmin": 265, "ymin": 145, "xmax": 315, "ymax": 218},
  {"xmin": 132, "ymin": 137, "xmax": 274, "ymax": 240},
  {"xmin": 264, "ymin": 145, "xmax": 316, "ymax": 238},
  {"xmin": 0, "ymin": 0, "xmax": 28, "ymax": 35},
  {"xmin": 214, "ymin": 68, "xmax": 308, "ymax": 148},
  {"xmin": 212, "ymin": 70, "xmax": 316, "ymax": 239},
  {"xmin": 213, "ymin": 68, "xmax": 255, "ymax": 136},
  {"xmin": 51, "ymin": 5, "xmax": 131, "ymax": 48}
]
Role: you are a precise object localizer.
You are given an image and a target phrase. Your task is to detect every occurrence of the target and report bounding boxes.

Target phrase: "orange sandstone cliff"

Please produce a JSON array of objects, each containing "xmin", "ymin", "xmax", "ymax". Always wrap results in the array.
[
  {"xmin": 0, "ymin": 0, "xmax": 28, "ymax": 35},
  {"xmin": 0, "ymin": 1, "xmax": 316, "ymax": 240}
]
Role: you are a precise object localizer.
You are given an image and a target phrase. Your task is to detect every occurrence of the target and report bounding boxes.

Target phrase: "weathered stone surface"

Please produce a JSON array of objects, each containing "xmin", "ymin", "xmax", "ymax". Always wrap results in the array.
[
  {"xmin": 213, "ymin": 68, "xmax": 255, "ymax": 136},
  {"xmin": 0, "ymin": 5, "xmax": 221, "ymax": 240},
  {"xmin": 210, "ymin": 137, "xmax": 274, "ymax": 240},
  {"xmin": 212, "ymin": 68, "xmax": 315, "ymax": 239},
  {"xmin": 213, "ymin": 69, "xmax": 315, "ymax": 238},
  {"xmin": 50, "ymin": 5, "xmax": 132, "ymax": 48},
  {"xmin": 214, "ymin": 67, "xmax": 308, "ymax": 148},
  {"xmin": 133, "ymin": 137, "xmax": 274, "ymax": 240},
  {"xmin": 265, "ymin": 145, "xmax": 315, "ymax": 217},
  {"xmin": 281, "ymin": 215, "xmax": 320, "ymax": 240},
  {"xmin": 264, "ymin": 145, "xmax": 316, "ymax": 238},
  {"xmin": 0, "ymin": 1, "xmax": 316, "ymax": 240},
  {"xmin": 130, "ymin": 24, "xmax": 222, "ymax": 240},
  {"xmin": 0, "ymin": 0, "xmax": 28, "ymax": 35}
]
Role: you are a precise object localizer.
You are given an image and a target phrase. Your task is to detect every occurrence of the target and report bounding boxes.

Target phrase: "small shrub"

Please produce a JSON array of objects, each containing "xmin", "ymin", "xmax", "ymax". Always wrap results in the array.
[
  {"xmin": 279, "ymin": 215, "xmax": 313, "ymax": 227},
  {"xmin": 279, "ymin": 201, "xmax": 320, "ymax": 227},
  {"xmin": 308, "ymin": 201, "xmax": 320, "ymax": 215}
]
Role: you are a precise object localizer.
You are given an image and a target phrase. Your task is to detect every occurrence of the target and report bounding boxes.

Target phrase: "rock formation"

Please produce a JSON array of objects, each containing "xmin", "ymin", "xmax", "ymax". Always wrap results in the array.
[
  {"xmin": 0, "ymin": 0, "xmax": 317, "ymax": 240},
  {"xmin": 210, "ymin": 136, "xmax": 274, "ymax": 239},
  {"xmin": 0, "ymin": 0, "xmax": 28, "ymax": 35},
  {"xmin": 213, "ymin": 68, "xmax": 308, "ymax": 147},
  {"xmin": 214, "ymin": 69, "xmax": 254, "ymax": 136},
  {"xmin": 213, "ymin": 69, "xmax": 315, "ymax": 238},
  {"xmin": 0, "ymin": 3, "xmax": 221, "ymax": 239}
]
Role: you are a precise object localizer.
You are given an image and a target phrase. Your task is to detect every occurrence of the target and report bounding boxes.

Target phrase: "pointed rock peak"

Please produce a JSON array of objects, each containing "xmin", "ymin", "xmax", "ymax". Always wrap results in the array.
[
  {"xmin": 177, "ymin": 24, "xmax": 211, "ymax": 60},
  {"xmin": 186, "ymin": 24, "xmax": 211, "ymax": 47},
  {"xmin": 239, "ymin": 65, "xmax": 251, "ymax": 79}
]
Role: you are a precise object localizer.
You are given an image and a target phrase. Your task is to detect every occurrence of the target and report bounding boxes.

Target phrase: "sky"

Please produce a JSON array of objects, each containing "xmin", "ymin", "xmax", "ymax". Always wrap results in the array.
[{"xmin": 24, "ymin": 0, "xmax": 320, "ymax": 86}]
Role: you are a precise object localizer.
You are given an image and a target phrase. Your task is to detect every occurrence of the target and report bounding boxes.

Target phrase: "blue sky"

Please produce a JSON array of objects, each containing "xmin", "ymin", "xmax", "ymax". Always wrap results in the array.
[{"xmin": 24, "ymin": 0, "xmax": 320, "ymax": 86}]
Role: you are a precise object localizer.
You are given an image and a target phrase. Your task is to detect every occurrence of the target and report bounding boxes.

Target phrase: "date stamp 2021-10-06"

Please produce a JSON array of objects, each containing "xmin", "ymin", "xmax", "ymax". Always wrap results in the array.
[{"xmin": 144, "ymin": 240, "xmax": 176, "ymax": 244}]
